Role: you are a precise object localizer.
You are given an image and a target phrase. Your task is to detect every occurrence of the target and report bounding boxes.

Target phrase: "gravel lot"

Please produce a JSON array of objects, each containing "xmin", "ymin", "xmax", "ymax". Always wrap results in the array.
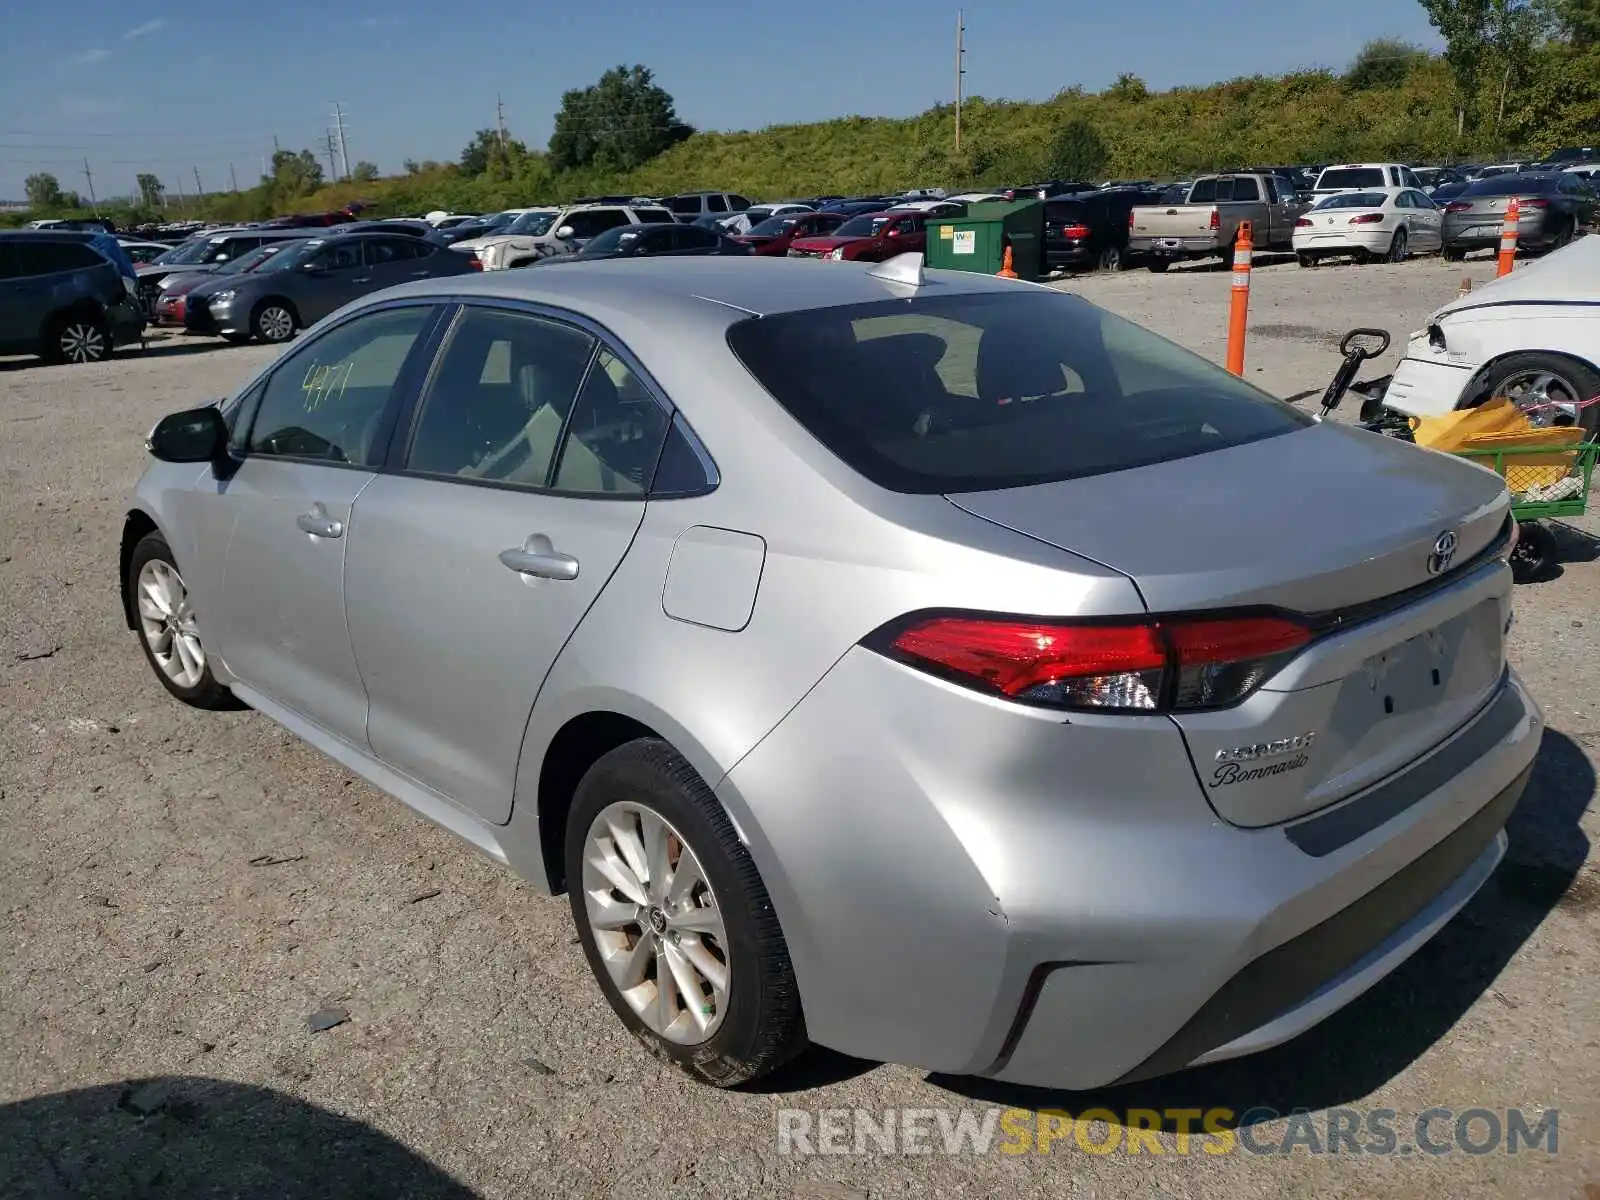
[{"xmin": 1, "ymin": 255, "xmax": 1597, "ymax": 1200}]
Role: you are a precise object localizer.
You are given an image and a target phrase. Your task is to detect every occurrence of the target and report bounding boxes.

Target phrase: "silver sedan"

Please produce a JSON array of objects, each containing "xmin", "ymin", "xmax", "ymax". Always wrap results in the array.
[{"xmin": 121, "ymin": 254, "xmax": 1541, "ymax": 1089}]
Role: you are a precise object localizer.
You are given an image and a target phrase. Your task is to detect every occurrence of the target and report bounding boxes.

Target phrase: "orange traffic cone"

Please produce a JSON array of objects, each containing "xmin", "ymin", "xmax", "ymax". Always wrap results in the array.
[
  {"xmin": 1458, "ymin": 276, "xmax": 1472, "ymax": 297},
  {"xmin": 1496, "ymin": 198, "xmax": 1520, "ymax": 277},
  {"xmin": 997, "ymin": 245, "xmax": 1018, "ymax": 279}
]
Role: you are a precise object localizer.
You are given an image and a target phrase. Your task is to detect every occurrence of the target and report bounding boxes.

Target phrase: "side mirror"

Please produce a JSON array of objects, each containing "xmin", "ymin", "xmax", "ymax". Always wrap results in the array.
[
  {"xmin": 147, "ymin": 406, "xmax": 227, "ymax": 463},
  {"xmin": 301, "ymin": 261, "xmax": 328, "ymax": 274},
  {"xmin": 555, "ymin": 225, "xmax": 576, "ymax": 240}
]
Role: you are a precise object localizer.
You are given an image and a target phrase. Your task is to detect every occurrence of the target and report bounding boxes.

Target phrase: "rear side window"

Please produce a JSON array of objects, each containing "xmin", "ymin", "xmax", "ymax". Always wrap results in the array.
[
  {"xmin": 665, "ymin": 196, "xmax": 702, "ymax": 215},
  {"xmin": 726, "ymin": 292, "xmax": 1311, "ymax": 494},
  {"xmin": 707, "ymin": 194, "xmax": 728, "ymax": 213},
  {"xmin": 634, "ymin": 208, "xmax": 676, "ymax": 224},
  {"xmin": 9, "ymin": 240, "xmax": 103, "ymax": 276},
  {"xmin": 1317, "ymin": 167, "xmax": 1386, "ymax": 190}
]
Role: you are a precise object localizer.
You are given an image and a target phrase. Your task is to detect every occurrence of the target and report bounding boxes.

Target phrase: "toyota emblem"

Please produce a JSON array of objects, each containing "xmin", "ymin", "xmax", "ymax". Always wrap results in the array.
[{"xmin": 1427, "ymin": 530, "xmax": 1459, "ymax": 576}]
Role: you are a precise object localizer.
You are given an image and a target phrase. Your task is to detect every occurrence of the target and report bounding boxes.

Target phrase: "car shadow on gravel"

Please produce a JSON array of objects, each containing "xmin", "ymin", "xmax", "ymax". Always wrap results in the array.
[
  {"xmin": 0, "ymin": 338, "xmax": 232, "ymax": 373},
  {"xmin": 929, "ymin": 728, "xmax": 1594, "ymax": 1130},
  {"xmin": 0, "ymin": 1076, "xmax": 479, "ymax": 1199}
]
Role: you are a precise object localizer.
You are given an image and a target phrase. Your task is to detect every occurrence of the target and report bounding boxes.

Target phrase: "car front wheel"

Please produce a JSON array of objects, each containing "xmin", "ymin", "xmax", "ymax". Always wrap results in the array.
[
  {"xmin": 128, "ymin": 531, "xmax": 237, "ymax": 709},
  {"xmin": 566, "ymin": 738, "xmax": 806, "ymax": 1087},
  {"xmin": 252, "ymin": 302, "xmax": 297, "ymax": 343}
]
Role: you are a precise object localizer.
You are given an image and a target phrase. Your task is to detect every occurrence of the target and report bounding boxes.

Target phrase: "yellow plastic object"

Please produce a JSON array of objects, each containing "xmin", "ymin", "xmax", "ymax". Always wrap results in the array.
[{"xmin": 1411, "ymin": 397, "xmax": 1525, "ymax": 451}]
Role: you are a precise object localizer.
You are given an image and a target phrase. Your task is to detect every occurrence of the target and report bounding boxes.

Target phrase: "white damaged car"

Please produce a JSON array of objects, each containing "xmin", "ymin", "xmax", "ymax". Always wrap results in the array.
[{"xmin": 1381, "ymin": 236, "xmax": 1600, "ymax": 438}]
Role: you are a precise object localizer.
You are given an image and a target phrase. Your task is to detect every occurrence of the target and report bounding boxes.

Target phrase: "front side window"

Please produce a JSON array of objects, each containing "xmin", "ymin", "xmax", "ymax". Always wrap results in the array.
[
  {"xmin": 726, "ymin": 291, "xmax": 1311, "ymax": 495},
  {"xmin": 247, "ymin": 306, "xmax": 434, "ymax": 465},
  {"xmin": 552, "ymin": 348, "xmax": 670, "ymax": 495},
  {"xmin": 406, "ymin": 308, "xmax": 596, "ymax": 486},
  {"xmin": 707, "ymin": 194, "xmax": 728, "ymax": 213},
  {"xmin": 305, "ymin": 240, "xmax": 363, "ymax": 272}
]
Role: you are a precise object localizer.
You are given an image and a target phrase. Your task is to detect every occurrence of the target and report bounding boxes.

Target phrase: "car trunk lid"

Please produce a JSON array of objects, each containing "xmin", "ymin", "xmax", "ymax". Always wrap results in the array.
[{"xmin": 947, "ymin": 422, "xmax": 1513, "ymax": 827}]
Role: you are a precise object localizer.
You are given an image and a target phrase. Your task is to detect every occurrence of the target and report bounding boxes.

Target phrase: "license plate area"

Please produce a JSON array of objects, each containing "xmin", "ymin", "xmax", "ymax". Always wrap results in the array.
[{"xmin": 1157, "ymin": 238, "xmax": 1184, "ymax": 249}]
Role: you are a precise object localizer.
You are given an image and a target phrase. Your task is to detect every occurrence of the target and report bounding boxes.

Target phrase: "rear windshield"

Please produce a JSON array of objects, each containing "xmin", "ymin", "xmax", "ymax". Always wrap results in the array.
[
  {"xmin": 1044, "ymin": 201, "xmax": 1087, "ymax": 222},
  {"xmin": 726, "ymin": 292, "xmax": 1311, "ymax": 494},
  {"xmin": 1463, "ymin": 175, "xmax": 1556, "ymax": 197},
  {"xmin": 1318, "ymin": 167, "xmax": 1387, "ymax": 189},
  {"xmin": 1315, "ymin": 192, "xmax": 1389, "ymax": 209}
]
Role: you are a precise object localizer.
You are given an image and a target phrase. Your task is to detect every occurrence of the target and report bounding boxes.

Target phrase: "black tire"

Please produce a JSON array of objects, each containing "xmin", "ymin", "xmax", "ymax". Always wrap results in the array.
[
  {"xmin": 251, "ymin": 300, "xmax": 297, "ymax": 344},
  {"xmin": 1146, "ymin": 257, "xmax": 1170, "ymax": 273},
  {"xmin": 1511, "ymin": 521, "xmax": 1556, "ymax": 584},
  {"xmin": 1473, "ymin": 351, "xmax": 1600, "ymax": 440},
  {"xmin": 45, "ymin": 311, "xmax": 111, "ymax": 364},
  {"xmin": 1297, "ymin": 252, "xmax": 1317, "ymax": 268},
  {"xmin": 1552, "ymin": 219, "xmax": 1576, "ymax": 250},
  {"xmin": 1388, "ymin": 228, "xmax": 1409, "ymax": 263},
  {"xmin": 1443, "ymin": 245, "xmax": 1467, "ymax": 262},
  {"xmin": 127, "ymin": 531, "xmax": 239, "ymax": 710},
  {"xmin": 566, "ymin": 738, "xmax": 806, "ymax": 1087},
  {"xmin": 1097, "ymin": 244, "xmax": 1124, "ymax": 272}
]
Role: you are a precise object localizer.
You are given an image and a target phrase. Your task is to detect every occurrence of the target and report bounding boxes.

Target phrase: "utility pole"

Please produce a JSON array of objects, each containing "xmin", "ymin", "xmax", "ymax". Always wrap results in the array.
[
  {"xmin": 174, "ymin": 174, "xmax": 186, "ymax": 217},
  {"xmin": 82, "ymin": 158, "xmax": 99, "ymax": 215},
  {"xmin": 229, "ymin": 162, "xmax": 238, "ymax": 193},
  {"xmin": 193, "ymin": 167, "xmax": 203, "ymax": 200},
  {"xmin": 497, "ymin": 94, "xmax": 507, "ymax": 153},
  {"xmin": 954, "ymin": 9, "xmax": 965, "ymax": 153},
  {"xmin": 331, "ymin": 103, "xmax": 350, "ymax": 180},
  {"xmin": 323, "ymin": 130, "xmax": 340, "ymax": 182}
]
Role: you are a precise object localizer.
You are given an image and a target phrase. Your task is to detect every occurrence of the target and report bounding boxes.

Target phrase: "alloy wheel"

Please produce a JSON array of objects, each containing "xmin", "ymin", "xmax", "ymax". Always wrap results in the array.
[
  {"xmin": 1388, "ymin": 230, "xmax": 1408, "ymax": 263},
  {"xmin": 581, "ymin": 801, "xmax": 731, "ymax": 1045},
  {"xmin": 1499, "ymin": 367, "xmax": 1586, "ymax": 429},
  {"xmin": 135, "ymin": 559, "xmax": 206, "ymax": 688},
  {"xmin": 60, "ymin": 321, "xmax": 107, "ymax": 363},
  {"xmin": 257, "ymin": 306, "xmax": 294, "ymax": 342}
]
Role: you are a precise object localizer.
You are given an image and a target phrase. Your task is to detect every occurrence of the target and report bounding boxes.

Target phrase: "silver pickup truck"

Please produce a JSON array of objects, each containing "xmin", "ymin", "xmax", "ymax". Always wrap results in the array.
[{"xmin": 1128, "ymin": 173, "xmax": 1308, "ymax": 272}]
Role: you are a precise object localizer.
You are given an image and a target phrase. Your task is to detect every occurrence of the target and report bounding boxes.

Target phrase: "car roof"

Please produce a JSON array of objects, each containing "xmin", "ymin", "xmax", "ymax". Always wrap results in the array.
[{"xmin": 371, "ymin": 254, "xmax": 1021, "ymax": 319}]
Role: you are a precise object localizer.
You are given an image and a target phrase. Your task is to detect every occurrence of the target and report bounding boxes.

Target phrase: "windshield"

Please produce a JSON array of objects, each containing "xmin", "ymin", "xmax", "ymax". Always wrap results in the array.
[
  {"xmin": 505, "ymin": 211, "xmax": 557, "ymax": 235},
  {"xmin": 222, "ymin": 245, "xmax": 278, "ymax": 273},
  {"xmin": 580, "ymin": 226, "xmax": 639, "ymax": 255},
  {"xmin": 834, "ymin": 214, "xmax": 891, "ymax": 237},
  {"xmin": 1314, "ymin": 192, "xmax": 1389, "ymax": 210},
  {"xmin": 1317, "ymin": 167, "xmax": 1387, "ymax": 190},
  {"xmin": 252, "ymin": 245, "xmax": 301, "ymax": 273},
  {"xmin": 158, "ymin": 236, "xmax": 218, "ymax": 265},
  {"xmin": 1463, "ymin": 175, "xmax": 1555, "ymax": 197},
  {"xmin": 726, "ymin": 291, "xmax": 1310, "ymax": 494},
  {"xmin": 748, "ymin": 215, "xmax": 801, "ymax": 236}
]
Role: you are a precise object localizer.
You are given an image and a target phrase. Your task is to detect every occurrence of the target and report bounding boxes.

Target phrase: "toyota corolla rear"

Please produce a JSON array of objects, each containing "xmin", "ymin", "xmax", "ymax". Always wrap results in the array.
[{"xmin": 711, "ymin": 284, "xmax": 1541, "ymax": 1088}]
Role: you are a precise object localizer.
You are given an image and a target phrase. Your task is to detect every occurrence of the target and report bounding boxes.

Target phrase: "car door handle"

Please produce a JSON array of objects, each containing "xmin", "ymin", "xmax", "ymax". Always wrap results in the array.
[
  {"xmin": 296, "ymin": 504, "xmax": 343, "ymax": 539},
  {"xmin": 410, "ymin": 269, "xmax": 430, "ymax": 276},
  {"xmin": 353, "ymin": 276, "xmax": 371, "ymax": 284},
  {"xmin": 499, "ymin": 534, "xmax": 579, "ymax": 581}
]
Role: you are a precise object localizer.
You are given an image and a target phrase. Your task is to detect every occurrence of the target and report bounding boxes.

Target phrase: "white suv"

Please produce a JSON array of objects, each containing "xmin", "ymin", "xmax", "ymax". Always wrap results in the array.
[
  {"xmin": 474, "ymin": 203, "xmax": 677, "ymax": 270},
  {"xmin": 1312, "ymin": 163, "xmax": 1424, "ymax": 196}
]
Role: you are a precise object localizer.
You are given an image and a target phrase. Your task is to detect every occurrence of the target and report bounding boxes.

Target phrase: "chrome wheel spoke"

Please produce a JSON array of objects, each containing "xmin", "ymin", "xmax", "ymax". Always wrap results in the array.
[
  {"xmin": 614, "ymin": 933, "xmax": 655, "ymax": 989},
  {"xmin": 136, "ymin": 558, "xmax": 206, "ymax": 687},
  {"xmin": 666, "ymin": 852, "xmax": 705, "ymax": 908},
  {"xmin": 644, "ymin": 813, "xmax": 671, "ymax": 903},
  {"xmin": 664, "ymin": 945, "xmax": 711, "ymax": 1033},
  {"xmin": 588, "ymin": 891, "xmax": 639, "ymax": 931},
  {"xmin": 588, "ymin": 844, "xmax": 648, "ymax": 907},
  {"xmin": 678, "ymin": 934, "xmax": 729, "ymax": 994},
  {"xmin": 672, "ymin": 904, "xmax": 723, "ymax": 938},
  {"xmin": 654, "ymin": 947, "xmax": 679, "ymax": 1030}
]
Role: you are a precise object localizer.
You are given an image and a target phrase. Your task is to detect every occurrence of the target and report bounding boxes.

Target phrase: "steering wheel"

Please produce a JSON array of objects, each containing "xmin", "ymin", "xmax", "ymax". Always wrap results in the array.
[{"xmin": 1340, "ymin": 328, "xmax": 1391, "ymax": 361}]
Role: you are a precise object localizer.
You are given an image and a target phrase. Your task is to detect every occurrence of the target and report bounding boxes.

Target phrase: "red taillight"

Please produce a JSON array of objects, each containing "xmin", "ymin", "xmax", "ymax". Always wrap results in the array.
[
  {"xmin": 1061, "ymin": 223, "xmax": 1091, "ymax": 239},
  {"xmin": 1128, "ymin": 210, "xmax": 1136, "ymax": 229},
  {"xmin": 1295, "ymin": 217, "xmax": 1313, "ymax": 227},
  {"xmin": 1347, "ymin": 213, "xmax": 1385, "ymax": 224},
  {"xmin": 874, "ymin": 612, "xmax": 1312, "ymax": 712},
  {"xmin": 1209, "ymin": 210, "xmax": 1220, "ymax": 230},
  {"xmin": 468, "ymin": 257, "xmax": 484, "ymax": 270},
  {"xmin": 1445, "ymin": 202, "xmax": 1471, "ymax": 213}
]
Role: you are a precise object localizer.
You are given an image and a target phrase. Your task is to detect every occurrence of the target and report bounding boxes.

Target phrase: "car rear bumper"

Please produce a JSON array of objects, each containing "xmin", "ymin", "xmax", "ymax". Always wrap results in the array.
[
  {"xmin": 1045, "ymin": 241, "xmax": 1094, "ymax": 267},
  {"xmin": 720, "ymin": 648, "xmax": 1542, "ymax": 1088},
  {"xmin": 1293, "ymin": 227, "xmax": 1396, "ymax": 256},
  {"xmin": 1128, "ymin": 235, "xmax": 1219, "ymax": 258}
]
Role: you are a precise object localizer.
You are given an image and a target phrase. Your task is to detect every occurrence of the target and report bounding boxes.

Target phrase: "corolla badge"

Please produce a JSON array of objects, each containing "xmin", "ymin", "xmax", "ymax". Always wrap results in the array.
[
  {"xmin": 1427, "ymin": 530, "xmax": 1459, "ymax": 576},
  {"xmin": 1211, "ymin": 732, "xmax": 1316, "ymax": 788}
]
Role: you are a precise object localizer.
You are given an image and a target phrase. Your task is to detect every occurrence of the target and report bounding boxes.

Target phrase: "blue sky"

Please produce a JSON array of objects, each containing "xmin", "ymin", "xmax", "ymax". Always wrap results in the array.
[{"xmin": 0, "ymin": 0, "xmax": 1443, "ymax": 202}]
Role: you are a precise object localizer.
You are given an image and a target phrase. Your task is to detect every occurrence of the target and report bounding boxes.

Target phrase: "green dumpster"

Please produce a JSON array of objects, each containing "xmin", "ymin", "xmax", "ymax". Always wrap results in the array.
[{"xmin": 925, "ymin": 199, "xmax": 1044, "ymax": 280}]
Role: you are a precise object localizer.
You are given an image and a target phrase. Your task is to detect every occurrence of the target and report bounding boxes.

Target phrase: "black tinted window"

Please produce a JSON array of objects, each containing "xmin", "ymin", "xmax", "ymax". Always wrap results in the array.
[
  {"xmin": 725, "ymin": 292, "xmax": 1311, "ymax": 494},
  {"xmin": 651, "ymin": 415, "xmax": 718, "ymax": 496},
  {"xmin": 248, "ymin": 307, "xmax": 433, "ymax": 465},
  {"xmin": 552, "ymin": 348, "xmax": 670, "ymax": 495},
  {"xmin": 567, "ymin": 210, "xmax": 629, "ymax": 238},
  {"xmin": 674, "ymin": 225, "xmax": 719, "ymax": 249},
  {"xmin": 707, "ymin": 194, "xmax": 728, "ymax": 213},
  {"xmin": 12, "ymin": 241, "xmax": 103, "ymax": 275},
  {"xmin": 407, "ymin": 308, "xmax": 596, "ymax": 485},
  {"xmin": 728, "ymin": 195, "xmax": 752, "ymax": 211},
  {"xmin": 1228, "ymin": 177, "xmax": 1260, "ymax": 201},
  {"xmin": 1463, "ymin": 176, "xmax": 1557, "ymax": 198},
  {"xmin": 665, "ymin": 196, "xmax": 701, "ymax": 215}
]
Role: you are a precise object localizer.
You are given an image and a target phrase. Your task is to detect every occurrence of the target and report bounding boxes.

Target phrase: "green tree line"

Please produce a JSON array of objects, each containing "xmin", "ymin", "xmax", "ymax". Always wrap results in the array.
[{"xmin": 7, "ymin": 25, "xmax": 1600, "ymax": 231}]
